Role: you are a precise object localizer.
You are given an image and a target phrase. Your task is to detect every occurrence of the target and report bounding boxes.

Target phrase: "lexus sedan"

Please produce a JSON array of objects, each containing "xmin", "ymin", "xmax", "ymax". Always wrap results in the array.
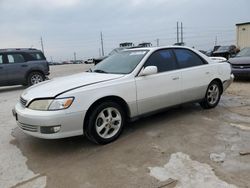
[{"xmin": 13, "ymin": 46, "xmax": 234, "ymax": 144}]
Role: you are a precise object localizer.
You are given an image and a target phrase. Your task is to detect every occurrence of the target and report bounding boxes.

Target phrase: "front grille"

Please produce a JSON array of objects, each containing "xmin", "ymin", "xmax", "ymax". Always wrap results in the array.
[
  {"xmin": 232, "ymin": 64, "xmax": 250, "ymax": 69},
  {"xmin": 19, "ymin": 123, "xmax": 38, "ymax": 132},
  {"xmin": 20, "ymin": 97, "xmax": 27, "ymax": 107}
]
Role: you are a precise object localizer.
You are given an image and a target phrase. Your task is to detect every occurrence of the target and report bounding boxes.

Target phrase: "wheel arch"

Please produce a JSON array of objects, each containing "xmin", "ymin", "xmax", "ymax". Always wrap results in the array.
[
  {"xmin": 83, "ymin": 95, "xmax": 131, "ymax": 131},
  {"xmin": 210, "ymin": 78, "xmax": 223, "ymax": 94}
]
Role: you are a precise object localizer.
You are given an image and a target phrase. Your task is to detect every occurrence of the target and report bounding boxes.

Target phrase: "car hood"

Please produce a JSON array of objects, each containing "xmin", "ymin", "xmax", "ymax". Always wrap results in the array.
[
  {"xmin": 228, "ymin": 57, "xmax": 250, "ymax": 65},
  {"xmin": 22, "ymin": 72, "xmax": 124, "ymax": 100}
]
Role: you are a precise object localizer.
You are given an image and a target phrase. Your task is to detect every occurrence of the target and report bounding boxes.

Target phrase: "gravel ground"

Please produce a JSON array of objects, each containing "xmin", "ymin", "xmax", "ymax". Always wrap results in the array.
[{"xmin": 0, "ymin": 64, "xmax": 249, "ymax": 188}]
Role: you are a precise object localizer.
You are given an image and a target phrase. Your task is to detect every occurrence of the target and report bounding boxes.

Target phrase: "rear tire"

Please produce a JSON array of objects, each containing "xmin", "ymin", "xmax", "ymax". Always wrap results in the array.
[
  {"xmin": 27, "ymin": 72, "xmax": 45, "ymax": 86},
  {"xmin": 84, "ymin": 101, "xmax": 125, "ymax": 145},
  {"xmin": 200, "ymin": 81, "xmax": 222, "ymax": 109}
]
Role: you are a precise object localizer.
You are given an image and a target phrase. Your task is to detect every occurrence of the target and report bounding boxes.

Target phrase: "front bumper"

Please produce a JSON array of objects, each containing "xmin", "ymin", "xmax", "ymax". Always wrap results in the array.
[
  {"xmin": 232, "ymin": 68, "xmax": 250, "ymax": 77},
  {"xmin": 223, "ymin": 74, "xmax": 234, "ymax": 91},
  {"xmin": 13, "ymin": 102, "xmax": 85, "ymax": 139}
]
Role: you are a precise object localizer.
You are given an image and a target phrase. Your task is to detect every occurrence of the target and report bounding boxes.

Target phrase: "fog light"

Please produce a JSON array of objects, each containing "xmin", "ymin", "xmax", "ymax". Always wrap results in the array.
[{"xmin": 40, "ymin": 125, "xmax": 61, "ymax": 134}]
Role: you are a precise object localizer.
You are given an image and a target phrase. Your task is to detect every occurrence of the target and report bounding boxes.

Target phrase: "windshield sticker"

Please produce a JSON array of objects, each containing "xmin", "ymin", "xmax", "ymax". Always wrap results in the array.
[{"xmin": 129, "ymin": 51, "xmax": 146, "ymax": 56}]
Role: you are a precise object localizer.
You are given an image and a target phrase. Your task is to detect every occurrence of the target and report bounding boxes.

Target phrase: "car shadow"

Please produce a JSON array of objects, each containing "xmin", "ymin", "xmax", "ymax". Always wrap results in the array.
[
  {"xmin": 234, "ymin": 77, "xmax": 250, "ymax": 82},
  {"xmin": 10, "ymin": 103, "xmax": 205, "ymax": 174},
  {"xmin": 12, "ymin": 103, "xmax": 202, "ymax": 155}
]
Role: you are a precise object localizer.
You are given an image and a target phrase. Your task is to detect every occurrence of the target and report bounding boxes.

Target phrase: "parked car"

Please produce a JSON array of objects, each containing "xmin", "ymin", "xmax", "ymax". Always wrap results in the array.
[
  {"xmin": 13, "ymin": 46, "xmax": 233, "ymax": 144},
  {"xmin": 228, "ymin": 47, "xmax": 250, "ymax": 78},
  {"xmin": 0, "ymin": 48, "xmax": 49, "ymax": 86},
  {"xmin": 212, "ymin": 45, "xmax": 238, "ymax": 59}
]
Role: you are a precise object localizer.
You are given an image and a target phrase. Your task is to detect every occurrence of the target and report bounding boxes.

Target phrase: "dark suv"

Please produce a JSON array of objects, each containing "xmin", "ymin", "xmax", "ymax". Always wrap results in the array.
[{"xmin": 0, "ymin": 48, "xmax": 49, "ymax": 86}]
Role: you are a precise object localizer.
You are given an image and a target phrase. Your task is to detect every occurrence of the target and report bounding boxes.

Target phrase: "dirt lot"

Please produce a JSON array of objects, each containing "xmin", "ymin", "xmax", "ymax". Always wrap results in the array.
[{"xmin": 0, "ymin": 64, "xmax": 250, "ymax": 188}]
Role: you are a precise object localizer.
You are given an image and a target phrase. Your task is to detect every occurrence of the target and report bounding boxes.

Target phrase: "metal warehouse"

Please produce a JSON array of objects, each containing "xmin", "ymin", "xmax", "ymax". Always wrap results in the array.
[{"xmin": 236, "ymin": 22, "xmax": 250, "ymax": 49}]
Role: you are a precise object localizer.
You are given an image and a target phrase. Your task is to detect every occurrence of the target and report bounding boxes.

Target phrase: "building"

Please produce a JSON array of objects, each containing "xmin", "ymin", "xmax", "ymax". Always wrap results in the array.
[{"xmin": 236, "ymin": 22, "xmax": 250, "ymax": 49}]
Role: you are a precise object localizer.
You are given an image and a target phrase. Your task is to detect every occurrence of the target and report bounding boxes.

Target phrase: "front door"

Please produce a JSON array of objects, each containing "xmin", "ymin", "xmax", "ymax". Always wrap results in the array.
[{"xmin": 135, "ymin": 49, "xmax": 182, "ymax": 115}]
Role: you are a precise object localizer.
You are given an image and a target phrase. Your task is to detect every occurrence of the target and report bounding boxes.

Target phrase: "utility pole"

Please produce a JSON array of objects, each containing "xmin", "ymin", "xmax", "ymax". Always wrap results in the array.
[
  {"xmin": 215, "ymin": 36, "xmax": 218, "ymax": 46},
  {"xmin": 156, "ymin": 38, "xmax": 160, "ymax": 47},
  {"xmin": 99, "ymin": 48, "xmax": 101, "ymax": 57},
  {"xmin": 100, "ymin": 32, "xmax": 104, "ymax": 56},
  {"xmin": 50, "ymin": 56, "xmax": 53, "ymax": 63},
  {"xmin": 74, "ymin": 52, "xmax": 76, "ymax": 62},
  {"xmin": 40, "ymin": 37, "xmax": 44, "ymax": 54},
  {"xmin": 177, "ymin": 22, "xmax": 179, "ymax": 43},
  {"xmin": 181, "ymin": 22, "xmax": 183, "ymax": 43}
]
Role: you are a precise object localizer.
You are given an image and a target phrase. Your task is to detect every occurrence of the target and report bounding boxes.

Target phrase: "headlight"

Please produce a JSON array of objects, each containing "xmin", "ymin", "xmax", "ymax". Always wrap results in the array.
[{"xmin": 28, "ymin": 97, "xmax": 74, "ymax": 111}]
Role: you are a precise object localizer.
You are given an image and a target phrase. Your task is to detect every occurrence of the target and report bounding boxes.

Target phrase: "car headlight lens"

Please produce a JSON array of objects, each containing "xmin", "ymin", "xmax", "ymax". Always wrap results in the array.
[
  {"xmin": 28, "ymin": 97, "xmax": 74, "ymax": 111},
  {"xmin": 49, "ymin": 98, "xmax": 74, "ymax": 110}
]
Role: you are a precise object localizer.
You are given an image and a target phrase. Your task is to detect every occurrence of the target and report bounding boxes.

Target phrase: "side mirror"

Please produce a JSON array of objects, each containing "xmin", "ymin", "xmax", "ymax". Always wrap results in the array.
[{"xmin": 139, "ymin": 66, "xmax": 158, "ymax": 76}]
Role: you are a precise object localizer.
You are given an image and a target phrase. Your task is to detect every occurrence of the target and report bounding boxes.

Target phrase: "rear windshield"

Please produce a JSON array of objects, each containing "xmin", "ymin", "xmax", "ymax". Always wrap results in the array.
[{"xmin": 28, "ymin": 52, "xmax": 46, "ymax": 60}]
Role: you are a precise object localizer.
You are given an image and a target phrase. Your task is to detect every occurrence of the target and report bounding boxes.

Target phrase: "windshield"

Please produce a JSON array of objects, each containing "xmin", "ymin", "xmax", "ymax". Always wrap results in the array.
[
  {"xmin": 92, "ymin": 50, "xmax": 148, "ymax": 74},
  {"xmin": 236, "ymin": 48, "xmax": 250, "ymax": 57},
  {"xmin": 217, "ymin": 46, "xmax": 230, "ymax": 51}
]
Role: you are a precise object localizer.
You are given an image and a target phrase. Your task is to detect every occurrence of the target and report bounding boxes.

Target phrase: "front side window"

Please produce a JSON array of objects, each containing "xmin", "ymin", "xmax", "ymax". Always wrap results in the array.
[
  {"xmin": 144, "ymin": 49, "xmax": 177, "ymax": 73},
  {"xmin": 7, "ymin": 54, "xmax": 25, "ymax": 63},
  {"xmin": 92, "ymin": 50, "xmax": 148, "ymax": 74},
  {"xmin": 174, "ymin": 49, "xmax": 205, "ymax": 69}
]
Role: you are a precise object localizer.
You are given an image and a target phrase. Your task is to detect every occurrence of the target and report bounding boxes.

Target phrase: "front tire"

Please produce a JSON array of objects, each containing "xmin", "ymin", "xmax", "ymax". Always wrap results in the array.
[
  {"xmin": 85, "ymin": 101, "xmax": 125, "ymax": 144},
  {"xmin": 200, "ymin": 81, "xmax": 222, "ymax": 109}
]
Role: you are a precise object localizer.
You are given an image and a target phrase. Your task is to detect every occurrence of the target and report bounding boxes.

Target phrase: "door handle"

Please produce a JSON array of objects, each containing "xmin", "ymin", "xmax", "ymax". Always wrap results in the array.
[
  {"xmin": 21, "ymin": 64, "xmax": 28, "ymax": 67},
  {"xmin": 172, "ymin": 77, "xmax": 179, "ymax": 80},
  {"xmin": 0, "ymin": 67, "xmax": 3, "ymax": 69}
]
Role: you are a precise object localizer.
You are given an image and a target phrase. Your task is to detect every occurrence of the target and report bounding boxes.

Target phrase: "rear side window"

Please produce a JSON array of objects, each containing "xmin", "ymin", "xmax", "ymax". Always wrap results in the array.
[
  {"xmin": 144, "ymin": 49, "xmax": 177, "ymax": 73},
  {"xmin": 7, "ymin": 54, "xmax": 25, "ymax": 63},
  {"xmin": 28, "ymin": 52, "xmax": 46, "ymax": 60},
  {"xmin": 174, "ymin": 49, "xmax": 205, "ymax": 68},
  {"xmin": 0, "ymin": 54, "xmax": 3, "ymax": 64}
]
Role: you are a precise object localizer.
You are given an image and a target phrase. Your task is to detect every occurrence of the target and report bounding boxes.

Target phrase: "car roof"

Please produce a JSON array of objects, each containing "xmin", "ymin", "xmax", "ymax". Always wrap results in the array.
[
  {"xmin": 0, "ymin": 48, "xmax": 42, "ymax": 53},
  {"xmin": 124, "ymin": 45, "xmax": 196, "ymax": 52},
  {"xmin": 124, "ymin": 45, "xmax": 213, "ymax": 64}
]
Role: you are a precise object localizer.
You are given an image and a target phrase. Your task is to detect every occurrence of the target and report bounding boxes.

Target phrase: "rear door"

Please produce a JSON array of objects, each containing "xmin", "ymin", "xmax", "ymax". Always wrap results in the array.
[
  {"xmin": 173, "ymin": 48, "xmax": 212, "ymax": 103},
  {"xmin": 135, "ymin": 49, "xmax": 182, "ymax": 115},
  {"xmin": 5, "ymin": 52, "xmax": 29, "ymax": 84},
  {"xmin": 0, "ymin": 53, "xmax": 8, "ymax": 86}
]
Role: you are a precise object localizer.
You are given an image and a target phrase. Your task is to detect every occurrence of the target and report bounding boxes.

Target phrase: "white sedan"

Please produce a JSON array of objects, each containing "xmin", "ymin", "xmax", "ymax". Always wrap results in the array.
[{"xmin": 13, "ymin": 46, "xmax": 234, "ymax": 144}]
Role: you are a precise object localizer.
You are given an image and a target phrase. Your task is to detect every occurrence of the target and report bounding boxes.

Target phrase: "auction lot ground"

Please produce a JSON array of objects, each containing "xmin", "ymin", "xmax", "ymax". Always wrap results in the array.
[{"xmin": 0, "ymin": 64, "xmax": 250, "ymax": 188}]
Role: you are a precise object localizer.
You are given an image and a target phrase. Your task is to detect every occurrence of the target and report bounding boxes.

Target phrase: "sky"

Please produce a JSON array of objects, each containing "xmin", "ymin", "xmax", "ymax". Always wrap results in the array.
[{"xmin": 0, "ymin": 0, "xmax": 249, "ymax": 61}]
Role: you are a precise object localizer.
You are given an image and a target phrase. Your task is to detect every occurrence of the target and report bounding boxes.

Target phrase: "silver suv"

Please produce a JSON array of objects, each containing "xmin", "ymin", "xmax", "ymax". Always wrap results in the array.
[{"xmin": 0, "ymin": 48, "xmax": 50, "ymax": 86}]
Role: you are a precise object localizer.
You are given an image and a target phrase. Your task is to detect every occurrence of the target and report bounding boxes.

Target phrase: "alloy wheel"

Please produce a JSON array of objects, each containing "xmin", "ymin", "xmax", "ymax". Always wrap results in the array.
[{"xmin": 95, "ymin": 107, "xmax": 122, "ymax": 139}]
